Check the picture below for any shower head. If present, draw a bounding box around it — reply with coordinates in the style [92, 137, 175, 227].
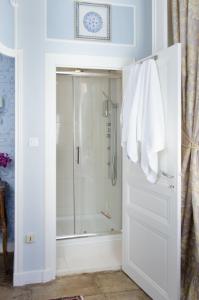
[102, 91, 109, 100]
[102, 91, 118, 109]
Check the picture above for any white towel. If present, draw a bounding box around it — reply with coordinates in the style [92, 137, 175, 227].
[126, 62, 146, 163]
[127, 59, 165, 183]
[121, 63, 140, 149]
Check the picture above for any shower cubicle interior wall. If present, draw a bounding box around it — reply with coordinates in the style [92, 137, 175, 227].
[56, 68, 122, 238]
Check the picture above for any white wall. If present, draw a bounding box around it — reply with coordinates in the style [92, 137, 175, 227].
[15, 0, 152, 278]
[0, 0, 15, 48]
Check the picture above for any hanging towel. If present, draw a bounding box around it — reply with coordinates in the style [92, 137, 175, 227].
[121, 63, 140, 149]
[127, 59, 165, 183]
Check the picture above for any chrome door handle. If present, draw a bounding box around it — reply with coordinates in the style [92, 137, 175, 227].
[161, 171, 174, 179]
[76, 146, 80, 164]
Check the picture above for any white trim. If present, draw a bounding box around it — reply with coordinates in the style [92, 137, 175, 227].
[45, 0, 136, 48]
[46, 0, 136, 9]
[56, 234, 122, 276]
[45, 53, 131, 281]
[152, 0, 168, 53]
[46, 38, 136, 48]
[57, 265, 121, 277]
[14, 269, 53, 286]
[76, 0, 135, 7]
[0, 42, 16, 57]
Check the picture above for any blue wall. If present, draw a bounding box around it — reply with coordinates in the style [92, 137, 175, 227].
[16, 0, 152, 275]
[47, 0, 135, 45]
[0, 54, 15, 243]
[17, 0, 45, 271]
[45, 0, 152, 59]
[0, 0, 15, 48]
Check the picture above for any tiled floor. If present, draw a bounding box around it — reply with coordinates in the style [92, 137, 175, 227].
[0, 254, 151, 300]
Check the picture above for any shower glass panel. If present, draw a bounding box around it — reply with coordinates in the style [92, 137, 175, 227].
[56, 75, 75, 236]
[56, 70, 122, 238]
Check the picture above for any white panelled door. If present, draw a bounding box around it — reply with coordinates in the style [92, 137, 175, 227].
[122, 44, 181, 300]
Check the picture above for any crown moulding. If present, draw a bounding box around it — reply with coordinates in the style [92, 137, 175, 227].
[10, 0, 18, 7]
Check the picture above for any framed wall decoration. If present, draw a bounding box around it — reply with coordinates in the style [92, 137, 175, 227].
[75, 2, 111, 41]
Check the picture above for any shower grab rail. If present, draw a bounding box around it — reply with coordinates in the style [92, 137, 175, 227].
[76, 146, 80, 164]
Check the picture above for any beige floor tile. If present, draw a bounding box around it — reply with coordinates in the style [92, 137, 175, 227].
[0, 258, 150, 300]
[30, 273, 100, 300]
[94, 271, 139, 293]
[105, 290, 151, 300]
[84, 295, 106, 300]
[0, 286, 31, 300]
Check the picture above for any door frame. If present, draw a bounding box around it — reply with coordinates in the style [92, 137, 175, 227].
[152, 0, 168, 52]
[44, 53, 132, 280]
[0, 41, 24, 285]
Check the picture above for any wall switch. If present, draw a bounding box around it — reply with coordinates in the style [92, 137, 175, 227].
[25, 234, 35, 244]
[29, 137, 39, 147]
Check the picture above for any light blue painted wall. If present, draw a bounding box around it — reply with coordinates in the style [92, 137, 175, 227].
[0, 54, 15, 243]
[0, 0, 15, 48]
[47, 0, 74, 41]
[17, 0, 45, 271]
[112, 6, 134, 44]
[47, 0, 135, 45]
[17, 0, 152, 273]
[45, 0, 152, 59]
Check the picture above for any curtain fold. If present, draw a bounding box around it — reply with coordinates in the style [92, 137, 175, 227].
[170, 0, 199, 299]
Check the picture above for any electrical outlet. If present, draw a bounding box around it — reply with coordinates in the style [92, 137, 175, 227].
[25, 234, 35, 244]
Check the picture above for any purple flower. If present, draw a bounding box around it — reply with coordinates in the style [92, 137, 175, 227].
[0, 153, 12, 168]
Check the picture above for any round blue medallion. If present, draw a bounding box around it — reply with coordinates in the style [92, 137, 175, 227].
[83, 11, 103, 33]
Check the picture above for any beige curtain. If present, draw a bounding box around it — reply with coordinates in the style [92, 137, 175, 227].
[170, 0, 199, 299]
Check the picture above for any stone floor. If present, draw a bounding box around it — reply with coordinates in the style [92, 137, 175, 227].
[0, 254, 151, 300]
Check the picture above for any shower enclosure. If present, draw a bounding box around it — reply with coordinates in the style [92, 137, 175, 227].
[56, 69, 122, 238]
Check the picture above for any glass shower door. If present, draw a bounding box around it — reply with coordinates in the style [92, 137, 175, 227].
[56, 72, 122, 238]
[56, 75, 75, 237]
[73, 76, 122, 235]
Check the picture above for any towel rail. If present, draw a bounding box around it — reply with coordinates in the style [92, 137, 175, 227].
[136, 54, 158, 65]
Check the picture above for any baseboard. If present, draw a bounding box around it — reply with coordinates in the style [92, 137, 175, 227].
[0, 242, 14, 253]
[13, 268, 55, 286]
[56, 234, 122, 277]
[56, 265, 122, 277]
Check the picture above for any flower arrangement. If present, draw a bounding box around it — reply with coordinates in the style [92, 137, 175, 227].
[0, 153, 12, 168]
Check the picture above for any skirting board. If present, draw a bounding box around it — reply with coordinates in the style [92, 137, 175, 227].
[0, 242, 14, 253]
[56, 234, 122, 277]
[14, 268, 55, 286]
[14, 234, 122, 285]
[57, 265, 122, 277]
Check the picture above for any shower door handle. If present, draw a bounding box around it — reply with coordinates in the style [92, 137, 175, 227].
[76, 146, 80, 165]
